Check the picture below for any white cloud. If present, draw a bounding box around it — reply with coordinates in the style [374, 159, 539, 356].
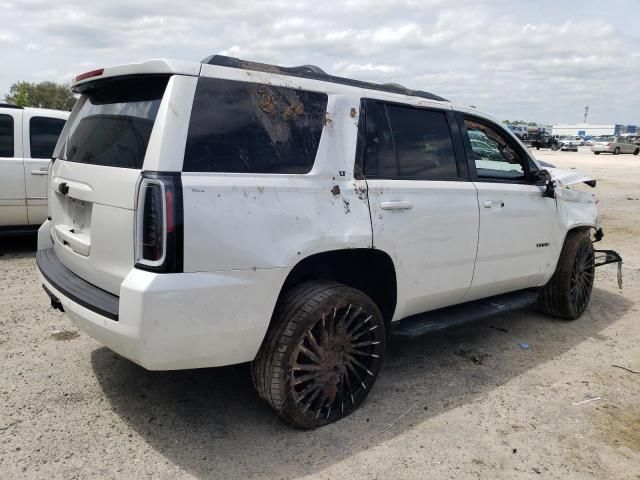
[0, 31, 18, 43]
[0, 0, 638, 124]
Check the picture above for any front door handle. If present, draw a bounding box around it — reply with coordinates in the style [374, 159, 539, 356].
[483, 200, 505, 208]
[381, 200, 413, 210]
[31, 167, 48, 175]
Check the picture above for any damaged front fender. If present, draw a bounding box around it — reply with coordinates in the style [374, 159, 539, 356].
[548, 168, 596, 188]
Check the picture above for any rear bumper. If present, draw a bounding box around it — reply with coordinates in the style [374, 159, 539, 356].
[37, 221, 287, 370]
[37, 248, 119, 320]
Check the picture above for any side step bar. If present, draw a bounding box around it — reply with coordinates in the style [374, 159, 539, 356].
[391, 289, 539, 339]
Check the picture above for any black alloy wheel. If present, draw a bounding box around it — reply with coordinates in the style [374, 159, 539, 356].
[569, 241, 595, 314]
[287, 302, 385, 423]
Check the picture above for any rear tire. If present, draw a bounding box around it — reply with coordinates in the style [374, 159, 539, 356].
[537, 231, 595, 320]
[551, 144, 558, 151]
[252, 281, 386, 429]
[613, 147, 620, 155]
[594, 152, 600, 155]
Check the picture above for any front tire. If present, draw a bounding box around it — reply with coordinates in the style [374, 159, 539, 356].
[634, 148, 639, 155]
[252, 281, 386, 429]
[537, 231, 595, 320]
[594, 151, 600, 155]
[551, 144, 559, 151]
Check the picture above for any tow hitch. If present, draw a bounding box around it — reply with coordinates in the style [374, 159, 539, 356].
[593, 250, 623, 289]
[42, 284, 65, 313]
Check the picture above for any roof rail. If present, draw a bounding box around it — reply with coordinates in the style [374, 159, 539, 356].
[0, 103, 24, 109]
[201, 55, 448, 102]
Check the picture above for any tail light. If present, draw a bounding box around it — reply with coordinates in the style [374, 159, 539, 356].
[135, 172, 183, 273]
[605, 143, 611, 147]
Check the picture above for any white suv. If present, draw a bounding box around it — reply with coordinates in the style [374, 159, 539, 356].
[0, 104, 68, 233]
[36, 56, 621, 428]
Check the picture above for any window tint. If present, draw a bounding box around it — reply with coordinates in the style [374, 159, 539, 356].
[30, 116, 66, 159]
[363, 101, 458, 180]
[0, 114, 14, 157]
[362, 101, 396, 177]
[386, 104, 457, 179]
[464, 118, 526, 181]
[184, 78, 328, 173]
[61, 76, 168, 169]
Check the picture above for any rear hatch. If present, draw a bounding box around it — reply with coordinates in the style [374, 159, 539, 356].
[49, 76, 169, 295]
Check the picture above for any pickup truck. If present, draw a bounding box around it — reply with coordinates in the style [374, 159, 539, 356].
[0, 104, 68, 234]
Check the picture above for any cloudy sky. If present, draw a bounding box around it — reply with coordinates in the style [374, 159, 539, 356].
[1, 0, 638, 124]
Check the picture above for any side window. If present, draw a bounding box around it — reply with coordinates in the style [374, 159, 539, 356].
[30, 117, 66, 159]
[363, 101, 458, 180]
[362, 101, 396, 177]
[386, 104, 457, 179]
[184, 78, 328, 173]
[0, 114, 14, 157]
[464, 118, 526, 181]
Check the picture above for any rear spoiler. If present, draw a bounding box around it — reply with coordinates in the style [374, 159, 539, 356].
[72, 59, 202, 91]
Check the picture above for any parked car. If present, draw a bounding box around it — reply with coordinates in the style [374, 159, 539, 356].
[592, 137, 640, 155]
[506, 124, 528, 140]
[36, 56, 621, 428]
[558, 137, 579, 151]
[531, 131, 559, 150]
[0, 104, 69, 234]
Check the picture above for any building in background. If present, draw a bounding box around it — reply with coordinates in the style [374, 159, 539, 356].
[552, 123, 638, 137]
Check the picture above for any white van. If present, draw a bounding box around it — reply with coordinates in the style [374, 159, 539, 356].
[36, 56, 621, 428]
[0, 104, 68, 233]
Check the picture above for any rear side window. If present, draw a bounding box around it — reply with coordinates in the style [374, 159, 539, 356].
[0, 114, 14, 157]
[184, 78, 327, 173]
[60, 76, 168, 168]
[30, 116, 66, 159]
[362, 101, 397, 177]
[363, 101, 458, 179]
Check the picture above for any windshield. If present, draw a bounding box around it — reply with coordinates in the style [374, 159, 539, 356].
[57, 76, 168, 169]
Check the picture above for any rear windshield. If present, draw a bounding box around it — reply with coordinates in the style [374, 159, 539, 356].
[183, 78, 327, 173]
[58, 76, 168, 169]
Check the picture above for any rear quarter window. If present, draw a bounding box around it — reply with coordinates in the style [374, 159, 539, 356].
[183, 78, 327, 173]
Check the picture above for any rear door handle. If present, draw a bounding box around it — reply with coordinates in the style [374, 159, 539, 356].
[31, 167, 48, 175]
[483, 200, 505, 208]
[381, 201, 413, 210]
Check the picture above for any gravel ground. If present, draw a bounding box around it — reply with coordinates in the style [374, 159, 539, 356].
[1, 148, 638, 479]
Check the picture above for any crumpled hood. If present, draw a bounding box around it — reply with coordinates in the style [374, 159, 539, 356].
[547, 168, 596, 188]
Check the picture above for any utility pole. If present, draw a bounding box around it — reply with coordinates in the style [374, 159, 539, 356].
[584, 105, 589, 123]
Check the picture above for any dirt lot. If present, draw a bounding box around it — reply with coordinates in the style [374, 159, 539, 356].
[1, 148, 639, 479]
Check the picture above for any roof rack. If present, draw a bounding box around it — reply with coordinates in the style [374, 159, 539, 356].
[0, 103, 24, 109]
[201, 55, 448, 102]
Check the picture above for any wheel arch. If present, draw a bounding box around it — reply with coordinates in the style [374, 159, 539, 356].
[272, 248, 398, 327]
[548, 224, 597, 279]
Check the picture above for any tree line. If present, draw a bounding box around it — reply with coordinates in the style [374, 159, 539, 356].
[3, 81, 76, 111]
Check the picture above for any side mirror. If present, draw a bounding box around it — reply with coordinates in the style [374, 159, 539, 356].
[536, 169, 555, 198]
